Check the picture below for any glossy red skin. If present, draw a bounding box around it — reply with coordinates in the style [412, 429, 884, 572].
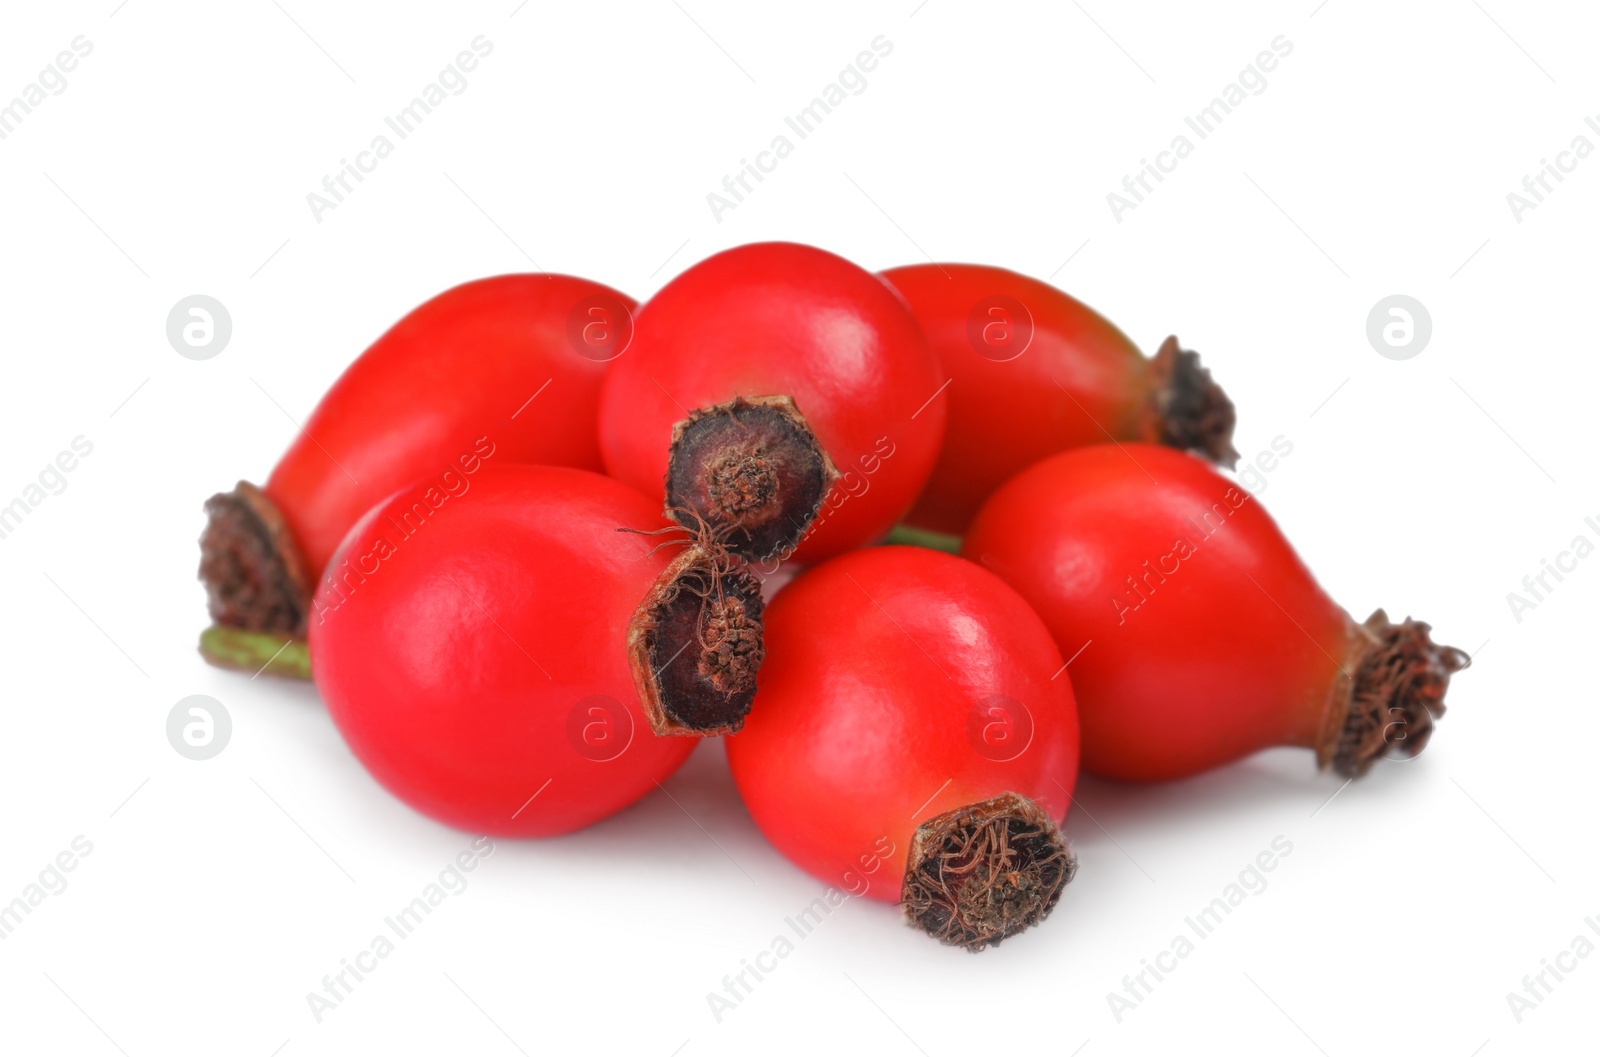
[599, 243, 945, 564]
[267, 274, 634, 578]
[308, 465, 693, 837]
[881, 263, 1154, 534]
[725, 547, 1079, 903]
[964, 445, 1354, 781]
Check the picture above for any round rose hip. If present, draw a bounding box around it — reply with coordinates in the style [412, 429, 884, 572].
[310, 465, 762, 836]
[599, 242, 946, 566]
[726, 546, 1079, 951]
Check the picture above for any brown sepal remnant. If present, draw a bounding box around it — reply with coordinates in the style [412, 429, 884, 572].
[664, 395, 839, 563]
[1146, 336, 1240, 469]
[1319, 609, 1470, 778]
[901, 792, 1076, 952]
[199, 481, 311, 636]
[627, 540, 765, 737]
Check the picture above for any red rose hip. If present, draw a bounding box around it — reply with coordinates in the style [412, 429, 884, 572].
[725, 546, 1079, 951]
[200, 273, 635, 667]
[599, 242, 946, 566]
[963, 445, 1468, 781]
[880, 263, 1237, 534]
[310, 465, 761, 836]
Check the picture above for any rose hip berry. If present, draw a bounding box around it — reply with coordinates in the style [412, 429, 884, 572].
[963, 445, 1469, 781]
[880, 263, 1238, 534]
[599, 242, 946, 565]
[725, 546, 1079, 951]
[200, 273, 635, 666]
[310, 465, 760, 836]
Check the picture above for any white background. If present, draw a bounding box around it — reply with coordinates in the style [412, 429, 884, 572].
[1, 1, 1595, 1054]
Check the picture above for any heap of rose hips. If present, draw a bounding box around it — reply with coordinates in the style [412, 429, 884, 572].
[198, 243, 1467, 952]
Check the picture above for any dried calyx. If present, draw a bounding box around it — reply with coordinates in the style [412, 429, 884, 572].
[1146, 336, 1240, 469]
[1320, 609, 1471, 778]
[901, 792, 1075, 952]
[199, 481, 311, 636]
[628, 531, 766, 737]
[664, 395, 839, 563]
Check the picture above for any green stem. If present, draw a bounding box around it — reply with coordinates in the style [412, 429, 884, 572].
[199, 625, 311, 680]
[884, 523, 964, 555]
